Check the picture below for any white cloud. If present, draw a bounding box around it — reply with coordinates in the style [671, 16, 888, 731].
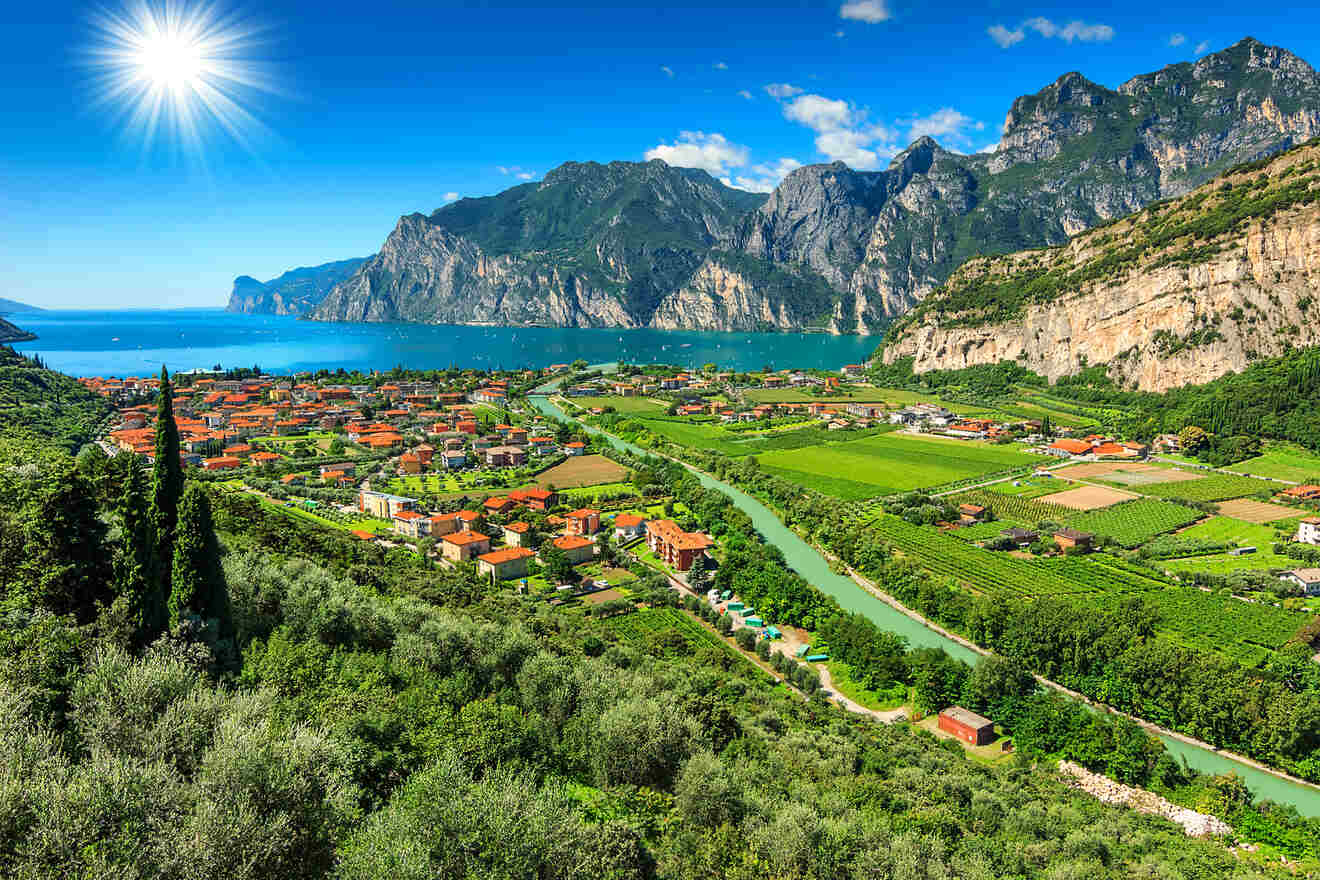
[989, 17, 1114, 48]
[738, 89, 754, 100]
[442, 192, 459, 202]
[714, 61, 728, 70]
[661, 65, 674, 77]
[1169, 33, 1186, 47]
[644, 131, 751, 175]
[1195, 40, 1211, 55]
[784, 94, 855, 131]
[723, 158, 805, 193]
[497, 165, 531, 176]
[764, 82, 804, 99]
[988, 24, 1025, 48]
[905, 107, 974, 141]
[516, 172, 534, 180]
[839, 0, 890, 23]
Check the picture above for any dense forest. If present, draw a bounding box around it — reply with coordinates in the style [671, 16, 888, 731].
[0, 363, 1312, 875]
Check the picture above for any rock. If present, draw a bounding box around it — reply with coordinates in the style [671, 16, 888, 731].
[1057, 760, 1233, 837]
[226, 258, 369, 316]
[884, 141, 1320, 391]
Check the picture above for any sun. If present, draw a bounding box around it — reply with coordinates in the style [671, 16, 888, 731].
[84, 0, 276, 153]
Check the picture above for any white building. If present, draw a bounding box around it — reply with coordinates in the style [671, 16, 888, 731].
[1280, 568, 1320, 596]
[1297, 517, 1320, 546]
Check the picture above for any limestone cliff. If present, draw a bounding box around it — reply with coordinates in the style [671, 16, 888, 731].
[884, 144, 1320, 391]
[226, 258, 368, 316]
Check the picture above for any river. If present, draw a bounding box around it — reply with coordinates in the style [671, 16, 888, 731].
[527, 391, 1320, 816]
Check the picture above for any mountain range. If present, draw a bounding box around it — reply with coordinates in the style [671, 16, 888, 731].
[883, 140, 1320, 391]
[230, 37, 1320, 341]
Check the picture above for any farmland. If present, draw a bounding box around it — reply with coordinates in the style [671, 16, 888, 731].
[1162, 517, 1296, 575]
[1139, 473, 1282, 502]
[1064, 499, 1204, 548]
[754, 433, 1049, 499]
[1234, 443, 1320, 483]
[868, 514, 1305, 665]
[605, 606, 738, 659]
[949, 489, 1075, 526]
[570, 395, 670, 414]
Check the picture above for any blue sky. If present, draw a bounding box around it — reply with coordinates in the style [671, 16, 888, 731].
[4, 0, 1318, 308]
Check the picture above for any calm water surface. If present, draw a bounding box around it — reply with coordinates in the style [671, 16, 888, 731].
[12, 309, 878, 377]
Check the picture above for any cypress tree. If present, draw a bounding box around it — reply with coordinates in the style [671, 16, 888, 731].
[115, 455, 166, 647]
[169, 484, 232, 638]
[150, 366, 184, 595]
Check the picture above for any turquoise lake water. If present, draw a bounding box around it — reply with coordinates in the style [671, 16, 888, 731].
[9, 309, 879, 377]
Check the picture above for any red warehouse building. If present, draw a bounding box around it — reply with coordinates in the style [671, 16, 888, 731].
[938, 706, 995, 746]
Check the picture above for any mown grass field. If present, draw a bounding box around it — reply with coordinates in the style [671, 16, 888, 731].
[1163, 516, 1295, 574]
[572, 395, 670, 414]
[756, 433, 1049, 499]
[1234, 443, 1320, 483]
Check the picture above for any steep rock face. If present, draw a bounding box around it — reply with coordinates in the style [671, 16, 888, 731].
[884, 145, 1320, 391]
[648, 256, 833, 332]
[311, 161, 778, 328]
[226, 258, 368, 316]
[740, 37, 1320, 324]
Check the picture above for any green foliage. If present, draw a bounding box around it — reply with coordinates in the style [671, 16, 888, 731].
[169, 485, 234, 649]
[0, 346, 113, 450]
[151, 367, 184, 598]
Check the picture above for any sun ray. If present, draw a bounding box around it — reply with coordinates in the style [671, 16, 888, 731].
[83, 0, 279, 156]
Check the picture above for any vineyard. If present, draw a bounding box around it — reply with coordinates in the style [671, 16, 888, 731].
[867, 515, 1304, 665]
[949, 489, 1074, 526]
[1064, 499, 1204, 548]
[605, 607, 734, 657]
[1139, 473, 1282, 502]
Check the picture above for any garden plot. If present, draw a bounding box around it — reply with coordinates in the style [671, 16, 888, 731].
[1046, 485, 1137, 510]
[1217, 498, 1303, 524]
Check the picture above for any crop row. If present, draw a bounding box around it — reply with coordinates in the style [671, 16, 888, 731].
[1140, 473, 1281, 502]
[1063, 499, 1203, 548]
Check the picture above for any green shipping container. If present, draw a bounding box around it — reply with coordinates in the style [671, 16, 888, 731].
[805, 654, 829, 662]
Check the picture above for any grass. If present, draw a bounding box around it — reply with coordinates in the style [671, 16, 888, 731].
[1162, 516, 1295, 574]
[1234, 443, 1320, 483]
[755, 433, 1049, 498]
[986, 477, 1067, 499]
[823, 661, 907, 711]
[571, 395, 671, 414]
[560, 482, 634, 501]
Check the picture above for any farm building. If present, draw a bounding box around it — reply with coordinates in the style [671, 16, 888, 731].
[1297, 517, 1320, 546]
[1053, 528, 1094, 552]
[1000, 527, 1038, 548]
[1280, 569, 1320, 596]
[938, 706, 995, 746]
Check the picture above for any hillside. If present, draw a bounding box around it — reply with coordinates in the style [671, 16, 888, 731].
[883, 141, 1320, 390]
[0, 317, 36, 344]
[0, 297, 42, 313]
[0, 346, 112, 449]
[309, 160, 847, 331]
[226, 258, 369, 316]
[306, 38, 1320, 334]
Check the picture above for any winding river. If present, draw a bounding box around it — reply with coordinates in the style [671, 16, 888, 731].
[527, 392, 1320, 815]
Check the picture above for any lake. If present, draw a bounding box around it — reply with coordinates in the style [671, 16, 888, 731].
[10, 309, 879, 377]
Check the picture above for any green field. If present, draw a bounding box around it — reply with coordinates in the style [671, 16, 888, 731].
[1234, 443, 1320, 483]
[1064, 499, 1204, 548]
[1140, 473, 1282, 502]
[754, 433, 1049, 499]
[572, 395, 670, 414]
[1163, 517, 1294, 574]
[987, 477, 1068, 499]
[561, 482, 634, 501]
[628, 416, 896, 460]
[867, 514, 1306, 666]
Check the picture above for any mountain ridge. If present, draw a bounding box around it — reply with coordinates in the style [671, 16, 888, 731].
[882, 140, 1320, 391]
[296, 37, 1320, 334]
[226, 258, 369, 316]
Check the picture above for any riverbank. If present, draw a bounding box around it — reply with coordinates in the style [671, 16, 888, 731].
[529, 393, 1320, 815]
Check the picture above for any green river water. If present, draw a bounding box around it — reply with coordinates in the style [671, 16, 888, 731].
[528, 392, 1320, 815]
